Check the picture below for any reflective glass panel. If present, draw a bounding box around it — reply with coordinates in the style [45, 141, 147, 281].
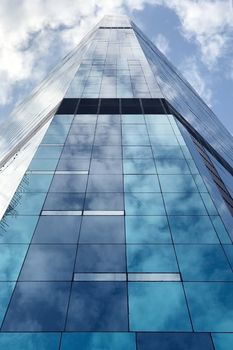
[126, 216, 171, 243]
[184, 282, 233, 332]
[127, 244, 178, 272]
[2, 281, 71, 331]
[128, 282, 191, 331]
[176, 245, 233, 281]
[66, 282, 128, 331]
[75, 244, 126, 272]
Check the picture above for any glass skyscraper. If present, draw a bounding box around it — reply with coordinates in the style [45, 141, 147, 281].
[0, 15, 233, 350]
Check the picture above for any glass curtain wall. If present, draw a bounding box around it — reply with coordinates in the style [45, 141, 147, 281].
[0, 110, 232, 349]
[0, 15, 232, 350]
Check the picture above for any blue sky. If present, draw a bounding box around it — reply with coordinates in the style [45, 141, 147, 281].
[0, 0, 232, 132]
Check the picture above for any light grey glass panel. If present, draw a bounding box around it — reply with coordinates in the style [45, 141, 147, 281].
[128, 273, 181, 282]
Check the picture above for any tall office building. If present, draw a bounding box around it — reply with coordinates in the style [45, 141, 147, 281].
[0, 15, 233, 349]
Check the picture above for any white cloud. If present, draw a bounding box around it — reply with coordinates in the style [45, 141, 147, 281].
[180, 57, 212, 106]
[160, 0, 233, 68]
[153, 33, 170, 55]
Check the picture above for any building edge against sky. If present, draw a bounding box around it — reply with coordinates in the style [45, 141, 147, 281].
[0, 14, 232, 350]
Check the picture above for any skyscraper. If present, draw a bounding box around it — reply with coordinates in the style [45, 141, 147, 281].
[0, 14, 232, 349]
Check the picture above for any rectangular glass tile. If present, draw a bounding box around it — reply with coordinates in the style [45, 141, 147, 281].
[83, 210, 124, 216]
[127, 244, 178, 273]
[123, 158, 156, 174]
[60, 332, 135, 350]
[163, 193, 207, 215]
[2, 281, 71, 331]
[73, 273, 127, 281]
[125, 193, 165, 215]
[159, 174, 198, 192]
[176, 245, 233, 281]
[128, 282, 191, 331]
[128, 273, 181, 281]
[41, 210, 82, 216]
[124, 175, 160, 192]
[66, 282, 128, 331]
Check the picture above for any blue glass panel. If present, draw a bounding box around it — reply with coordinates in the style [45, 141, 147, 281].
[46, 124, 70, 136]
[43, 193, 84, 211]
[0, 216, 38, 243]
[127, 244, 178, 272]
[32, 216, 81, 244]
[122, 124, 147, 135]
[9, 193, 47, 215]
[145, 115, 170, 124]
[184, 282, 233, 331]
[123, 146, 153, 159]
[92, 146, 122, 158]
[223, 245, 233, 269]
[87, 175, 123, 192]
[28, 158, 58, 171]
[98, 114, 121, 124]
[124, 175, 160, 193]
[66, 282, 128, 331]
[126, 216, 171, 243]
[95, 129, 121, 139]
[61, 332, 136, 350]
[94, 133, 122, 146]
[125, 193, 165, 215]
[90, 159, 123, 174]
[75, 244, 126, 272]
[122, 134, 150, 146]
[61, 146, 92, 159]
[163, 193, 207, 215]
[69, 124, 96, 134]
[66, 134, 94, 146]
[212, 333, 233, 350]
[169, 216, 219, 243]
[149, 134, 179, 146]
[79, 216, 125, 244]
[210, 216, 232, 244]
[147, 123, 174, 134]
[0, 333, 60, 350]
[137, 332, 214, 350]
[159, 175, 198, 192]
[84, 193, 123, 211]
[96, 124, 121, 134]
[74, 115, 97, 123]
[128, 282, 191, 331]
[50, 175, 88, 192]
[2, 281, 71, 331]
[123, 159, 156, 174]
[201, 193, 218, 215]
[57, 158, 90, 171]
[153, 145, 184, 159]
[122, 114, 145, 123]
[53, 114, 73, 124]
[33, 146, 63, 159]
[19, 245, 76, 281]
[42, 133, 67, 144]
[0, 282, 15, 325]
[17, 174, 53, 193]
[176, 245, 233, 281]
[0, 244, 28, 280]
[156, 159, 190, 174]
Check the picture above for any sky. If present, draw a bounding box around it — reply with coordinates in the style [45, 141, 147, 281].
[0, 0, 232, 132]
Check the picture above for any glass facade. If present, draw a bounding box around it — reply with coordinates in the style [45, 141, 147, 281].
[0, 14, 232, 350]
